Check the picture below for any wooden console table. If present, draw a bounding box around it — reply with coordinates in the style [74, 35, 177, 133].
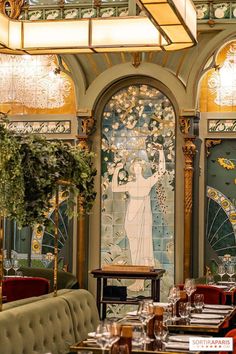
[91, 268, 165, 319]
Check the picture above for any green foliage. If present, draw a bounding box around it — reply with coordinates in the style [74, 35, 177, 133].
[0, 114, 96, 227]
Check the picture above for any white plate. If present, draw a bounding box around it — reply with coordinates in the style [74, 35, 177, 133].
[126, 310, 138, 316]
[212, 285, 228, 289]
[203, 309, 230, 315]
[190, 319, 222, 324]
[204, 304, 233, 310]
[191, 313, 223, 319]
[169, 335, 211, 343]
[218, 281, 235, 285]
[153, 302, 169, 308]
[88, 332, 96, 338]
[165, 342, 189, 350]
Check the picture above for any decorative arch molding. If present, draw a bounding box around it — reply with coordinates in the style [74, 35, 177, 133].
[76, 63, 185, 113]
[188, 26, 236, 107]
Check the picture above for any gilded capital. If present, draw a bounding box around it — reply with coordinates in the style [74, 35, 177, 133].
[0, 0, 24, 19]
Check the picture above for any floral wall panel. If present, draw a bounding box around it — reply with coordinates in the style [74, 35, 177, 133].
[101, 84, 175, 306]
[206, 139, 236, 270]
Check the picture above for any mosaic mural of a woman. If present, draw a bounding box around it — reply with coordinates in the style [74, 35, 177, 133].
[112, 148, 166, 291]
[101, 82, 175, 300]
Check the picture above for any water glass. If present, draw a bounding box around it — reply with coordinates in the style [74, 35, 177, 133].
[194, 293, 204, 312]
[132, 324, 144, 346]
[168, 285, 180, 320]
[154, 320, 168, 342]
[12, 259, 20, 274]
[178, 302, 190, 319]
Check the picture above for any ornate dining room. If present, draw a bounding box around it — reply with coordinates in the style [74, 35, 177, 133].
[0, 0, 236, 352]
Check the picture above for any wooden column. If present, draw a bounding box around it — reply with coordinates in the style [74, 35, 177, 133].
[183, 137, 196, 279]
[76, 111, 95, 288]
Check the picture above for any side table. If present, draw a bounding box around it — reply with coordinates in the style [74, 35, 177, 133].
[91, 268, 165, 319]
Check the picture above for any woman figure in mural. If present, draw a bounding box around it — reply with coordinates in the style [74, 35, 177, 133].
[112, 145, 166, 291]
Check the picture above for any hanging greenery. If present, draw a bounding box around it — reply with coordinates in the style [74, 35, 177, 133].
[0, 113, 96, 227]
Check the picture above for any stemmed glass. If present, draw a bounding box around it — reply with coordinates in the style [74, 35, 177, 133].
[12, 259, 20, 275]
[3, 259, 12, 276]
[168, 285, 180, 321]
[227, 265, 235, 282]
[95, 321, 113, 354]
[218, 264, 225, 282]
[184, 278, 196, 309]
[137, 299, 154, 343]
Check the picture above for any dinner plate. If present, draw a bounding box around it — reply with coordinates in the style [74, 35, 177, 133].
[165, 342, 189, 350]
[204, 304, 233, 310]
[190, 319, 222, 324]
[212, 285, 228, 289]
[169, 335, 211, 343]
[153, 302, 169, 308]
[218, 281, 235, 285]
[88, 332, 96, 338]
[191, 313, 223, 319]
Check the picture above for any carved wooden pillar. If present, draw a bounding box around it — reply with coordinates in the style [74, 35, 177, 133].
[76, 110, 95, 288]
[182, 137, 196, 279]
[179, 111, 198, 279]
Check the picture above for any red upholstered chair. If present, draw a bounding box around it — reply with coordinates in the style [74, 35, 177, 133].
[178, 284, 226, 304]
[3, 277, 50, 302]
[219, 328, 236, 354]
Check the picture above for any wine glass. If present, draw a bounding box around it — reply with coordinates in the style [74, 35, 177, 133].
[95, 321, 112, 354]
[154, 320, 168, 342]
[137, 299, 154, 343]
[184, 278, 196, 307]
[168, 285, 180, 321]
[12, 259, 19, 275]
[218, 264, 225, 282]
[3, 259, 12, 276]
[227, 265, 235, 282]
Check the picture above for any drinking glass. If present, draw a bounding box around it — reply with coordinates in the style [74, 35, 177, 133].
[194, 293, 204, 312]
[184, 278, 196, 307]
[3, 259, 12, 276]
[168, 285, 180, 321]
[96, 321, 112, 354]
[154, 320, 168, 342]
[218, 264, 225, 282]
[137, 299, 154, 343]
[178, 302, 190, 320]
[227, 265, 235, 282]
[12, 259, 20, 275]
[132, 324, 144, 346]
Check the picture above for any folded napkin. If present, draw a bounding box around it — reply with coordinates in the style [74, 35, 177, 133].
[190, 318, 221, 324]
[165, 342, 189, 350]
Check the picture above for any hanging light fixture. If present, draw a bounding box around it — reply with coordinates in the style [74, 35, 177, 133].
[0, 7, 197, 55]
[135, 0, 197, 49]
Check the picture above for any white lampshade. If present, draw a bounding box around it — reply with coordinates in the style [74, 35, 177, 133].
[136, 0, 197, 47]
[91, 17, 164, 51]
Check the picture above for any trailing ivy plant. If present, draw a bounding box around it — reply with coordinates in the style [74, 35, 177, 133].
[0, 113, 96, 228]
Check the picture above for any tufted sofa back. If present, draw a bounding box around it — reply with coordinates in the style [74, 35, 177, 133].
[0, 289, 99, 354]
[61, 289, 100, 343]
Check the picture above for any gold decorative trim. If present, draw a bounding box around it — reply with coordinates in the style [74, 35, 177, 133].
[183, 137, 196, 279]
[179, 117, 191, 135]
[132, 52, 142, 68]
[205, 139, 222, 157]
[0, 0, 24, 19]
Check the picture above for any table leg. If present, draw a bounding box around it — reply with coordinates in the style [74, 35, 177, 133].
[151, 279, 160, 302]
[102, 278, 107, 320]
[96, 278, 101, 317]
